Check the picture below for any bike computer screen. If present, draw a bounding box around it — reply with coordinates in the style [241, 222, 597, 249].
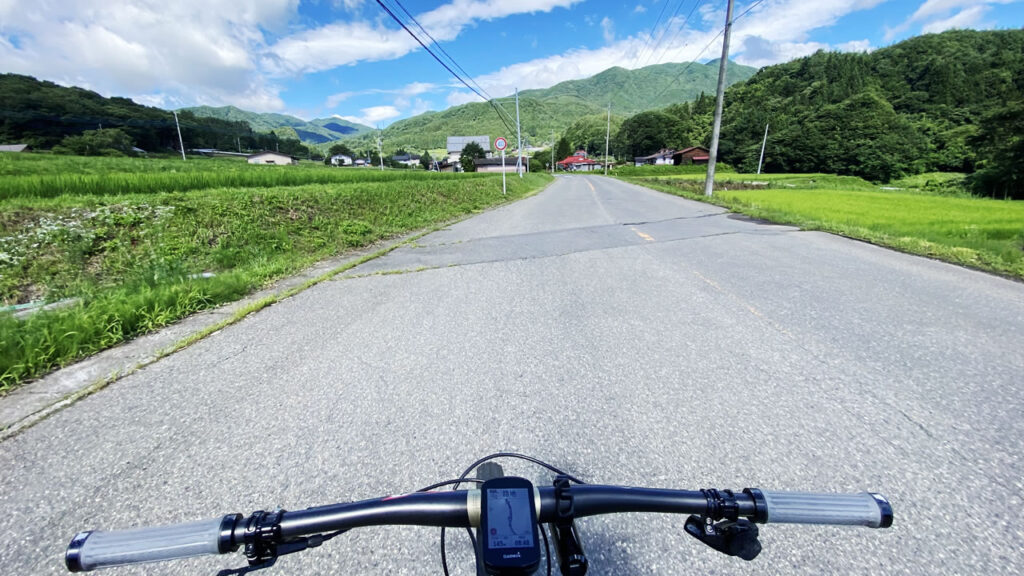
[479, 477, 540, 576]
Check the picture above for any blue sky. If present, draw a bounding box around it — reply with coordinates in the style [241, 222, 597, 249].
[1, 1, 1021, 125]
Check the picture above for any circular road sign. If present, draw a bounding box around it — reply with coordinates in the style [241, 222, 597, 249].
[494, 137, 507, 151]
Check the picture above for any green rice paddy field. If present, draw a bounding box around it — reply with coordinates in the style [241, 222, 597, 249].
[0, 154, 551, 391]
[620, 172, 1024, 280]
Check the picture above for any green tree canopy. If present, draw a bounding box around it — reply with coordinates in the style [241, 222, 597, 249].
[460, 141, 486, 172]
[554, 137, 572, 162]
[52, 128, 135, 156]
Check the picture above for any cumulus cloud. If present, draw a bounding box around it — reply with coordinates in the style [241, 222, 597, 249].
[0, 0, 295, 110]
[634, 5, 647, 14]
[0, 0, 580, 112]
[339, 105, 401, 126]
[267, 0, 583, 75]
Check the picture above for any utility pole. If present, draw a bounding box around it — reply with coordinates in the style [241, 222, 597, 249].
[237, 136, 241, 153]
[515, 88, 523, 177]
[703, 0, 734, 197]
[550, 130, 555, 174]
[172, 110, 186, 161]
[604, 102, 611, 176]
[377, 127, 384, 171]
[757, 123, 769, 175]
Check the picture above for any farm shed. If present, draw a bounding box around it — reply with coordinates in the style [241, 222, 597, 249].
[247, 152, 298, 165]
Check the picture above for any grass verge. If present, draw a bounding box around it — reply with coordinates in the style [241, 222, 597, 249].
[621, 174, 1024, 280]
[1, 168, 552, 392]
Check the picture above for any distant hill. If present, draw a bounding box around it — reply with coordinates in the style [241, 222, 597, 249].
[0, 74, 272, 152]
[343, 60, 756, 152]
[180, 105, 372, 144]
[519, 60, 756, 116]
[715, 28, 1024, 189]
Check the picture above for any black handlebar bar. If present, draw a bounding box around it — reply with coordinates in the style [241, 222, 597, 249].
[66, 485, 892, 572]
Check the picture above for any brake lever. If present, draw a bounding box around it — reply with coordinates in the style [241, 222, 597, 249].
[216, 535, 325, 576]
[684, 515, 762, 561]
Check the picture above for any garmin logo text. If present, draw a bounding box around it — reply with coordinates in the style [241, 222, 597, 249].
[502, 552, 521, 559]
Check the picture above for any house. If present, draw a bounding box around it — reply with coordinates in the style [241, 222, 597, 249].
[392, 153, 421, 167]
[330, 154, 353, 166]
[474, 157, 529, 173]
[634, 148, 676, 166]
[0, 144, 29, 153]
[247, 151, 298, 165]
[447, 136, 491, 162]
[672, 146, 710, 165]
[557, 154, 602, 172]
[573, 149, 588, 158]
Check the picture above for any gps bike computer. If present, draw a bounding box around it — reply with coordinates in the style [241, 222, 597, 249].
[479, 477, 541, 576]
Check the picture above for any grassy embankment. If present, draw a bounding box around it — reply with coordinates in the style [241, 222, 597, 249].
[0, 154, 552, 392]
[615, 168, 1024, 279]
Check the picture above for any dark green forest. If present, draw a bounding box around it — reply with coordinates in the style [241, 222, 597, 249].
[714, 29, 1023, 197]
[609, 30, 1022, 198]
[0, 74, 313, 157]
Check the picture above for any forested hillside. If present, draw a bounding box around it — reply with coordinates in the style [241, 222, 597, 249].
[712, 29, 1022, 196]
[345, 60, 755, 152]
[0, 75, 312, 156]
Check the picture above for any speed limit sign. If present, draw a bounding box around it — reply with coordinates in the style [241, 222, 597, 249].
[494, 137, 507, 151]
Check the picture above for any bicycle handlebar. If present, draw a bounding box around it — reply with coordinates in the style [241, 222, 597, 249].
[66, 516, 235, 572]
[66, 485, 892, 572]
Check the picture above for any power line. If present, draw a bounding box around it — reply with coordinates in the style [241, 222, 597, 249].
[388, 0, 517, 128]
[630, 0, 673, 69]
[650, 0, 707, 67]
[374, 0, 516, 136]
[638, 0, 689, 69]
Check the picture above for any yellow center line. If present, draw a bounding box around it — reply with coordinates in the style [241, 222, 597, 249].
[587, 180, 596, 192]
[630, 227, 656, 242]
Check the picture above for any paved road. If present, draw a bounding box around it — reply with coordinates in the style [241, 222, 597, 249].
[2, 175, 1022, 575]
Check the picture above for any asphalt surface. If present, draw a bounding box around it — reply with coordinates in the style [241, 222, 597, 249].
[2, 174, 1022, 575]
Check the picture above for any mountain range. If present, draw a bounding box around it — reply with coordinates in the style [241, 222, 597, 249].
[183, 60, 757, 151]
[179, 105, 373, 144]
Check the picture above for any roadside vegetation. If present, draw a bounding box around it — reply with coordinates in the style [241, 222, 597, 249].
[619, 171, 1024, 280]
[0, 155, 552, 392]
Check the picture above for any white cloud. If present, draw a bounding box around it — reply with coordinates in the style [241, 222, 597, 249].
[836, 39, 874, 52]
[0, 0, 579, 112]
[267, 0, 583, 75]
[601, 17, 615, 44]
[885, 0, 1015, 41]
[921, 5, 990, 33]
[324, 82, 440, 110]
[340, 105, 402, 126]
[0, 0, 295, 110]
[634, 5, 647, 14]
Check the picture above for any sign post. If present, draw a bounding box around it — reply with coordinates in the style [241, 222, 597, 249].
[494, 137, 508, 195]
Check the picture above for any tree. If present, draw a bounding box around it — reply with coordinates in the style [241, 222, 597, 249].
[52, 128, 135, 156]
[970, 100, 1024, 199]
[613, 111, 684, 160]
[328, 142, 354, 158]
[460, 141, 485, 172]
[554, 137, 572, 163]
[420, 150, 433, 170]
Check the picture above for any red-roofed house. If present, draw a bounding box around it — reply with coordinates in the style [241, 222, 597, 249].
[557, 154, 602, 172]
